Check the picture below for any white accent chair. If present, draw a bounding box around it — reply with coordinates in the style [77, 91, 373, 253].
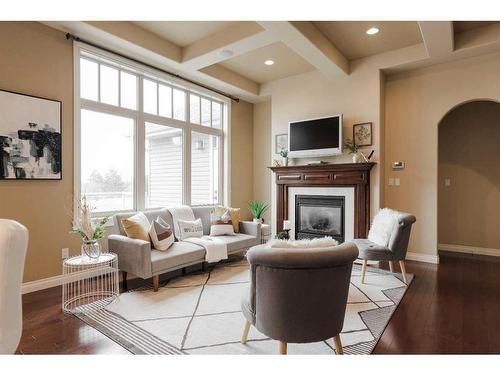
[0, 219, 28, 354]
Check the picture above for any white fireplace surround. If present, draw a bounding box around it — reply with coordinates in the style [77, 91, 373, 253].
[288, 187, 355, 242]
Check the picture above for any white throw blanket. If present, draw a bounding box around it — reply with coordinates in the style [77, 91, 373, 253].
[168, 206, 196, 240]
[183, 236, 228, 263]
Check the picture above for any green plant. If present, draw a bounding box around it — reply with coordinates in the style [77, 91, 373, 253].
[279, 149, 288, 158]
[71, 196, 109, 242]
[343, 138, 361, 154]
[248, 201, 270, 219]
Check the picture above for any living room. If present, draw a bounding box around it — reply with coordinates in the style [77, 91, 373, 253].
[1, 0, 500, 372]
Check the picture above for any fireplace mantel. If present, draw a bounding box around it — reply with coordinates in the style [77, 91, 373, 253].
[269, 162, 375, 238]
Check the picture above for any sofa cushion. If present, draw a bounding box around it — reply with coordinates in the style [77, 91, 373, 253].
[211, 233, 258, 253]
[151, 241, 205, 273]
[114, 209, 171, 236]
[352, 239, 393, 261]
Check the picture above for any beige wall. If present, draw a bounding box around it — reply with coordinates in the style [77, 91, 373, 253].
[438, 100, 500, 250]
[0, 22, 255, 283]
[252, 100, 272, 223]
[385, 51, 500, 257]
[230, 99, 254, 220]
[260, 65, 384, 234]
[0, 22, 79, 282]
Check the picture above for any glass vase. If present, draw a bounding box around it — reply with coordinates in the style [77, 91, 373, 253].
[81, 240, 101, 259]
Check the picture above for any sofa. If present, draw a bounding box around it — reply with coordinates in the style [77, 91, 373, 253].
[108, 206, 261, 291]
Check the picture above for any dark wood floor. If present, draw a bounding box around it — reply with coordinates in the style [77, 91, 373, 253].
[16, 252, 500, 354]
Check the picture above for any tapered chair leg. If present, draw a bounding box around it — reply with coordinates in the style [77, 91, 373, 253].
[153, 275, 160, 292]
[122, 271, 128, 291]
[279, 341, 287, 355]
[389, 261, 394, 273]
[361, 260, 368, 284]
[333, 335, 344, 355]
[241, 320, 250, 344]
[399, 260, 408, 284]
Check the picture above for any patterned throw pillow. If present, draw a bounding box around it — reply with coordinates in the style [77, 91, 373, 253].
[121, 212, 151, 242]
[177, 218, 204, 240]
[210, 208, 235, 236]
[149, 217, 174, 251]
[214, 206, 240, 233]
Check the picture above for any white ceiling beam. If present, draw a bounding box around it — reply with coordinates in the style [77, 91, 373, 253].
[258, 21, 349, 76]
[182, 22, 277, 70]
[418, 21, 454, 57]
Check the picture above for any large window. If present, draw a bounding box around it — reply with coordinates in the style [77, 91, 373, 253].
[76, 47, 227, 216]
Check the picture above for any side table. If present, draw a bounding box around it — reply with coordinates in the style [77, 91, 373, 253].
[62, 253, 119, 313]
[260, 223, 272, 244]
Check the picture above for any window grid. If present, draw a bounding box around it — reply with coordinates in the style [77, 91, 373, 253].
[76, 49, 227, 216]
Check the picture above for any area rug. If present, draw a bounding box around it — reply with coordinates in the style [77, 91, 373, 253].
[75, 257, 413, 355]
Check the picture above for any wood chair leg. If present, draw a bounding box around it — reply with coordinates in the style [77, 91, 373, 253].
[122, 271, 128, 291]
[153, 275, 160, 292]
[389, 261, 394, 273]
[399, 260, 408, 284]
[333, 335, 344, 355]
[361, 260, 368, 284]
[241, 320, 250, 344]
[279, 341, 287, 355]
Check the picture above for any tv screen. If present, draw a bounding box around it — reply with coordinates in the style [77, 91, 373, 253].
[288, 115, 342, 157]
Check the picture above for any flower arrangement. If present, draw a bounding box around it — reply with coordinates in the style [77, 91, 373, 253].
[343, 138, 361, 154]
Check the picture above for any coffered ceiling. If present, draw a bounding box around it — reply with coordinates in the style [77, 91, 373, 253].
[44, 20, 500, 103]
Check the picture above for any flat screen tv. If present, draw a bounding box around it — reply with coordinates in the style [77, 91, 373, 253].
[288, 114, 343, 158]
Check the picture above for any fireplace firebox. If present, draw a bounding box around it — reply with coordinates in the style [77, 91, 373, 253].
[295, 195, 345, 242]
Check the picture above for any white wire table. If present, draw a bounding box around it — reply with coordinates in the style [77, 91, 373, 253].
[62, 253, 119, 314]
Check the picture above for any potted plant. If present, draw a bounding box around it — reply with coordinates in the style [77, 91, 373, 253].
[71, 196, 109, 259]
[279, 150, 289, 166]
[248, 201, 270, 224]
[344, 138, 362, 163]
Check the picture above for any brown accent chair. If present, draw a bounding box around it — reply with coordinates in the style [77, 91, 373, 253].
[240, 242, 358, 355]
[352, 211, 416, 284]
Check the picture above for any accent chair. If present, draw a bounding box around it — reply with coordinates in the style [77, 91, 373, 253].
[352, 210, 416, 284]
[240, 242, 358, 355]
[0, 219, 29, 354]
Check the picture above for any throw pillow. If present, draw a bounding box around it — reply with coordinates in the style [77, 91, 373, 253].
[121, 212, 151, 242]
[177, 218, 204, 240]
[215, 206, 241, 233]
[210, 208, 235, 236]
[368, 208, 399, 247]
[149, 217, 174, 251]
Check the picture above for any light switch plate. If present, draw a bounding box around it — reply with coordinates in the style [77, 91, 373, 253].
[445, 178, 451, 187]
[62, 248, 69, 259]
[395, 178, 401, 186]
[389, 178, 395, 186]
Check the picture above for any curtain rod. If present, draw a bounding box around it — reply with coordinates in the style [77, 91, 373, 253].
[65, 33, 240, 103]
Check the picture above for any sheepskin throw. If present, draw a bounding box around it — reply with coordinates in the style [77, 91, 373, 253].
[368, 208, 400, 247]
[269, 236, 338, 248]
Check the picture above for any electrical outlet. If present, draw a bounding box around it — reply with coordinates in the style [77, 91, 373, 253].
[395, 178, 401, 186]
[388, 178, 395, 186]
[62, 248, 69, 259]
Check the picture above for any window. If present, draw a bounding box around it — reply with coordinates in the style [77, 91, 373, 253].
[76, 48, 228, 215]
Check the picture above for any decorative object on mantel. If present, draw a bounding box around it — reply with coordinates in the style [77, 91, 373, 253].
[248, 201, 270, 224]
[273, 159, 281, 167]
[275, 230, 290, 240]
[279, 149, 289, 166]
[71, 196, 109, 259]
[353, 122, 372, 147]
[343, 138, 362, 163]
[275, 133, 288, 155]
[0, 89, 62, 180]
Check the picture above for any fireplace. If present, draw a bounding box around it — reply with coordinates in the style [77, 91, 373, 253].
[295, 195, 345, 242]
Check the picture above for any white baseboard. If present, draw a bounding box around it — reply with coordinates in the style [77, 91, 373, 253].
[439, 243, 500, 257]
[22, 274, 65, 295]
[406, 251, 440, 264]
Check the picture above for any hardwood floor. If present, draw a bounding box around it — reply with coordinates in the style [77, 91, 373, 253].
[16, 252, 500, 354]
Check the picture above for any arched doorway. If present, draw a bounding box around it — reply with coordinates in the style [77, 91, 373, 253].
[438, 100, 500, 255]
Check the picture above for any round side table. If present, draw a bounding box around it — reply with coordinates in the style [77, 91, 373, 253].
[62, 253, 119, 314]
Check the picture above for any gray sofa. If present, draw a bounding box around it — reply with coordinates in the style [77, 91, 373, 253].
[108, 206, 261, 291]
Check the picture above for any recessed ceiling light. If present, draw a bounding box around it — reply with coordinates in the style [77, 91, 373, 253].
[219, 49, 233, 58]
[366, 27, 379, 35]
[264, 59, 275, 66]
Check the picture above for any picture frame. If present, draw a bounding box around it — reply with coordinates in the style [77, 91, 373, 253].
[275, 133, 288, 154]
[353, 122, 372, 147]
[0, 89, 62, 180]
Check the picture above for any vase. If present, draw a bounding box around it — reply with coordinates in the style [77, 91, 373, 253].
[253, 218, 263, 224]
[282, 157, 288, 166]
[81, 240, 101, 259]
[352, 153, 362, 163]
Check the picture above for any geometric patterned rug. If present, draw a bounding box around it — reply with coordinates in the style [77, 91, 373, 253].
[76, 256, 413, 355]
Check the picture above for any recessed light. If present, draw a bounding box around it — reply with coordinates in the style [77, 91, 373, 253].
[264, 59, 275, 66]
[366, 27, 379, 35]
[219, 49, 233, 58]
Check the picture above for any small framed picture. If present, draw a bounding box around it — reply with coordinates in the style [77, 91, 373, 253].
[275, 133, 288, 154]
[353, 122, 372, 147]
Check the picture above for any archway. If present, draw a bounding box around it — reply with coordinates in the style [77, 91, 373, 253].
[438, 100, 500, 256]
